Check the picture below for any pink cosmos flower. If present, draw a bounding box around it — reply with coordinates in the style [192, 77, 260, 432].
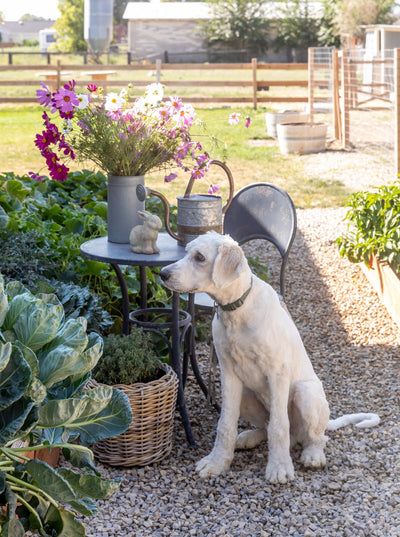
[36, 82, 52, 107]
[191, 168, 205, 179]
[106, 110, 122, 121]
[208, 184, 220, 195]
[165, 173, 178, 182]
[63, 80, 76, 91]
[159, 105, 171, 121]
[88, 84, 97, 93]
[228, 112, 242, 125]
[52, 88, 80, 114]
[169, 96, 183, 112]
[245, 116, 251, 128]
[34, 132, 52, 151]
[49, 162, 69, 182]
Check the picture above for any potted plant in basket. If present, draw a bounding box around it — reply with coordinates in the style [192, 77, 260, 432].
[0, 273, 133, 536]
[91, 326, 179, 467]
[32, 81, 215, 243]
[336, 181, 400, 327]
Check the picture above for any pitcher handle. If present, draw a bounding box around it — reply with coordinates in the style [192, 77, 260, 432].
[208, 160, 235, 214]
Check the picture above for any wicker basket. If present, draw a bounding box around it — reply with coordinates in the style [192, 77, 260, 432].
[92, 363, 178, 467]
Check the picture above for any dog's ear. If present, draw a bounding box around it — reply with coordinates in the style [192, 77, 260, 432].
[212, 240, 246, 288]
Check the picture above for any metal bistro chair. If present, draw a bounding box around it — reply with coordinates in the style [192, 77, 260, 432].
[186, 182, 297, 408]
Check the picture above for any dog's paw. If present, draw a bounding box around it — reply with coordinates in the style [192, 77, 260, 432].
[300, 446, 326, 468]
[196, 455, 230, 478]
[236, 429, 267, 450]
[265, 460, 295, 484]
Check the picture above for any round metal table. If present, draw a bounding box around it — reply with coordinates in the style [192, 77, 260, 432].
[80, 233, 208, 446]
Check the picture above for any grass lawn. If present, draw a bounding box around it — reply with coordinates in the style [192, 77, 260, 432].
[0, 104, 351, 208]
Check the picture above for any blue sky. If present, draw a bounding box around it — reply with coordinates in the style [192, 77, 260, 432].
[1, 0, 60, 21]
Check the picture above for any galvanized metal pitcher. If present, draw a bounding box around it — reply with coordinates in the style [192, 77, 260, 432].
[136, 160, 234, 246]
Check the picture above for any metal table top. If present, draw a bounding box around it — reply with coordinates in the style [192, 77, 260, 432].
[80, 233, 186, 267]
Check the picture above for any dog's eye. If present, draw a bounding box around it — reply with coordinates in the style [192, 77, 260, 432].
[194, 252, 206, 262]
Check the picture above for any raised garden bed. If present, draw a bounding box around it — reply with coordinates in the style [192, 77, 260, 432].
[360, 255, 400, 330]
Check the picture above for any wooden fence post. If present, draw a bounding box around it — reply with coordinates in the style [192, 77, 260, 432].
[332, 49, 342, 142]
[252, 57, 258, 110]
[156, 59, 162, 84]
[395, 48, 400, 178]
[341, 50, 351, 149]
[308, 47, 314, 123]
[56, 59, 61, 90]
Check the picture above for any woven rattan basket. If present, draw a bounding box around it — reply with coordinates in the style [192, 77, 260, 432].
[92, 362, 178, 467]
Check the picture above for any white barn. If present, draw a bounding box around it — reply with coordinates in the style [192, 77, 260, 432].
[123, 1, 213, 62]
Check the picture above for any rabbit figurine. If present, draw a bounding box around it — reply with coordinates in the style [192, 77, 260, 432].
[129, 210, 163, 254]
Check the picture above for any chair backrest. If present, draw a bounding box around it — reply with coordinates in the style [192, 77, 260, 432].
[223, 183, 297, 297]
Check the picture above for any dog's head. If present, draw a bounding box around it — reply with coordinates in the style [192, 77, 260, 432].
[160, 231, 249, 294]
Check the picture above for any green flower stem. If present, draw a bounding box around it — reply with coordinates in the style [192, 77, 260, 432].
[7, 474, 58, 507]
[13, 490, 46, 533]
[0, 447, 30, 463]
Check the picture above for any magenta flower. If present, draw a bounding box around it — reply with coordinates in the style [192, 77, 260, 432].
[36, 82, 52, 107]
[52, 88, 79, 114]
[34, 132, 52, 151]
[245, 116, 251, 128]
[63, 80, 76, 91]
[50, 162, 69, 182]
[87, 84, 98, 93]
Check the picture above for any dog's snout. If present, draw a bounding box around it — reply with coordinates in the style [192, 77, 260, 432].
[160, 267, 170, 282]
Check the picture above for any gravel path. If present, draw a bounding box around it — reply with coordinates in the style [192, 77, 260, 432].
[82, 207, 400, 537]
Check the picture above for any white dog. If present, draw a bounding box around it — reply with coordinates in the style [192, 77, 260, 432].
[160, 232, 379, 483]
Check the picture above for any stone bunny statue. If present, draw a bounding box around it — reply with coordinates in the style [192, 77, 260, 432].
[129, 210, 163, 254]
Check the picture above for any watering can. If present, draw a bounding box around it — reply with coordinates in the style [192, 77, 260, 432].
[136, 160, 234, 246]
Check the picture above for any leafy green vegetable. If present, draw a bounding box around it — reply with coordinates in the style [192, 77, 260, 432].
[336, 182, 400, 274]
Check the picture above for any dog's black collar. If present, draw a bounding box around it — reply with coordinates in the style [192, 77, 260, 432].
[219, 277, 253, 312]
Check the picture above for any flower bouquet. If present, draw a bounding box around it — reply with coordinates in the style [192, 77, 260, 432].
[32, 81, 212, 185]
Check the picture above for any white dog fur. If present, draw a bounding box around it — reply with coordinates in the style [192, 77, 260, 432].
[160, 232, 380, 484]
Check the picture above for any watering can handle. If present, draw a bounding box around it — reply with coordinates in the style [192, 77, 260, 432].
[183, 160, 234, 215]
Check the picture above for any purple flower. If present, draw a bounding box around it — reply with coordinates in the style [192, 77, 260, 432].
[164, 173, 178, 182]
[52, 88, 79, 114]
[245, 116, 251, 128]
[29, 171, 44, 182]
[36, 82, 52, 107]
[191, 168, 205, 180]
[88, 84, 98, 93]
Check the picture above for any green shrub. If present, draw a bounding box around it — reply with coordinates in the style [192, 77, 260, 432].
[93, 326, 161, 384]
[336, 182, 400, 274]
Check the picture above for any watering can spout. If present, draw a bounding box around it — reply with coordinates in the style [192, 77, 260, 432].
[135, 184, 180, 242]
[135, 160, 235, 246]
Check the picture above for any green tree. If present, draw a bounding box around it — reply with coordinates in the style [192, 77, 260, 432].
[318, 0, 341, 47]
[335, 0, 395, 40]
[20, 13, 51, 21]
[202, 0, 270, 55]
[114, 0, 129, 25]
[273, 0, 321, 61]
[54, 0, 87, 52]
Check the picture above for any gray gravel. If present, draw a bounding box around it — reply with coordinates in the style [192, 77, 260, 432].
[81, 207, 400, 537]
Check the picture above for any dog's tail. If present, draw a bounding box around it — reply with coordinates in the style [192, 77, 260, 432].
[327, 412, 380, 431]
